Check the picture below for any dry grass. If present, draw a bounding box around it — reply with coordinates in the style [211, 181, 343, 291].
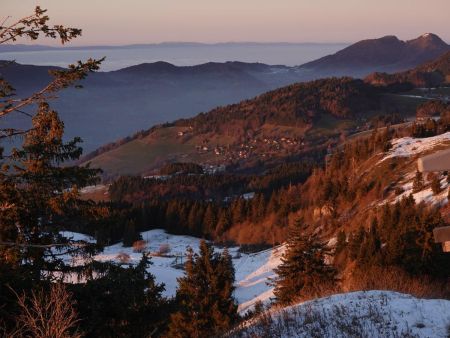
[344, 265, 450, 300]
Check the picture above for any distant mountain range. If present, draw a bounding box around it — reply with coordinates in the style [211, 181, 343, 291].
[0, 60, 304, 152]
[300, 33, 450, 77]
[0, 42, 346, 53]
[82, 51, 450, 176]
[1, 33, 448, 154]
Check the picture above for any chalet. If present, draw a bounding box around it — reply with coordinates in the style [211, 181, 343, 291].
[433, 226, 450, 252]
[417, 148, 450, 172]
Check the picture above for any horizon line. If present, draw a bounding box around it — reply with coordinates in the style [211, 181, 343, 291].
[0, 41, 351, 49]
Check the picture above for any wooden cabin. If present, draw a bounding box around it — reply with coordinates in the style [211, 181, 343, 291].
[433, 226, 450, 252]
[417, 148, 450, 172]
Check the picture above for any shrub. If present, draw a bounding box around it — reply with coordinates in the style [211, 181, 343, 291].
[158, 243, 171, 255]
[132, 240, 147, 253]
[116, 252, 131, 264]
[394, 186, 404, 195]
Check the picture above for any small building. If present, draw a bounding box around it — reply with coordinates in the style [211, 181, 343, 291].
[417, 148, 450, 172]
[433, 226, 450, 252]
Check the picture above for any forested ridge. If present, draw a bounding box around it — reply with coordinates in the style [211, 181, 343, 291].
[365, 51, 450, 87]
[173, 77, 379, 131]
[89, 106, 449, 247]
[82, 52, 450, 172]
[80, 77, 385, 171]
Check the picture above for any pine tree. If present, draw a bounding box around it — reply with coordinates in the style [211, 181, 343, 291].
[431, 173, 442, 195]
[412, 170, 424, 193]
[0, 6, 103, 281]
[167, 248, 199, 338]
[167, 241, 237, 337]
[231, 198, 246, 224]
[348, 226, 365, 260]
[76, 255, 167, 337]
[215, 209, 231, 238]
[335, 230, 347, 254]
[203, 204, 217, 236]
[272, 220, 337, 304]
[357, 219, 381, 266]
[0, 102, 101, 280]
[0, 7, 106, 333]
[123, 220, 141, 247]
[211, 248, 238, 330]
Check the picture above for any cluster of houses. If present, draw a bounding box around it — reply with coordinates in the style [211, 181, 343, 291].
[194, 135, 305, 161]
[176, 126, 194, 137]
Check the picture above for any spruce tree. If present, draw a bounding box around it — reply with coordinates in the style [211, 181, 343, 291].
[0, 7, 102, 278]
[123, 220, 141, 247]
[76, 255, 167, 337]
[272, 220, 337, 304]
[215, 208, 232, 239]
[335, 230, 347, 254]
[213, 247, 238, 329]
[348, 226, 365, 260]
[0, 7, 109, 333]
[431, 173, 442, 195]
[412, 170, 424, 193]
[203, 204, 217, 236]
[167, 241, 237, 337]
[357, 219, 381, 266]
[0, 97, 101, 281]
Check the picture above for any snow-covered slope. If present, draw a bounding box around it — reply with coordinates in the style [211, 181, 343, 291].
[394, 176, 449, 206]
[232, 291, 450, 338]
[380, 132, 450, 162]
[73, 229, 281, 312]
[374, 132, 450, 207]
[234, 245, 285, 313]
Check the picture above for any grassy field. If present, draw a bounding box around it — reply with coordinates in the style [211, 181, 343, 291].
[88, 128, 195, 175]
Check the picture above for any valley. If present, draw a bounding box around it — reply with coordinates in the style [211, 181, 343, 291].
[1, 34, 448, 153]
[1, 4, 449, 336]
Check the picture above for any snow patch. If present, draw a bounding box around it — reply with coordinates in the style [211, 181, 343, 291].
[236, 291, 450, 338]
[84, 229, 282, 305]
[380, 132, 450, 163]
[393, 176, 449, 206]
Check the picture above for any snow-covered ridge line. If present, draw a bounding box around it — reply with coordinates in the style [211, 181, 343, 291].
[380, 132, 450, 163]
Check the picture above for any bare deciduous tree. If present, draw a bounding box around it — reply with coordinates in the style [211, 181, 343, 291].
[10, 284, 82, 338]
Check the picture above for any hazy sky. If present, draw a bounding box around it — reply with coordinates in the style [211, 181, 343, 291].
[3, 0, 449, 45]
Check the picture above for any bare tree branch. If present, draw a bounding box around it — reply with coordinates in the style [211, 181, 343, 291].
[10, 284, 83, 338]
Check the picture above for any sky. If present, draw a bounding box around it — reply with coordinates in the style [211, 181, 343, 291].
[2, 0, 450, 46]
